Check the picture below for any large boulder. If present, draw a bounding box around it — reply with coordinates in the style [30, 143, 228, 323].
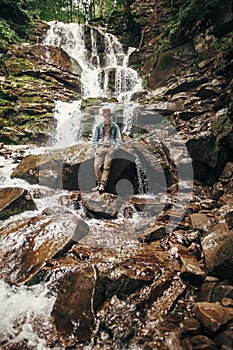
[0, 187, 37, 220]
[0, 214, 89, 285]
[5, 43, 82, 88]
[51, 265, 98, 341]
[0, 41, 82, 144]
[11, 138, 176, 194]
[201, 223, 233, 280]
[81, 192, 123, 219]
[194, 302, 233, 333]
[186, 134, 228, 183]
[145, 42, 197, 90]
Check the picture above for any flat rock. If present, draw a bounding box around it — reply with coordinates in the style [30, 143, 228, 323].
[81, 192, 123, 219]
[194, 302, 233, 333]
[0, 214, 89, 285]
[189, 213, 210, 230]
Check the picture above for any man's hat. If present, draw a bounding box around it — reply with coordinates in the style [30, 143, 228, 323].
[103, 108, 111, 115]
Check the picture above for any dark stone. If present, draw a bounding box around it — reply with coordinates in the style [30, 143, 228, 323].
[0, 214, 87, 285]
[194, 302, 233, 333]
[51, 265, 99, 340]
[180, 317, 202, 335]
[201, 223, 233, 280]
[197, 281, 233, 303]
[0, 187, 37, 220]
[214, 330, 233, 348]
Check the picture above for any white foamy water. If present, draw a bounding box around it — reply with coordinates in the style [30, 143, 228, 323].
[0, 280, 55, 349]
[0, 18, 194, 349]
[51, 100, 83, 148]
[44, 21, 143, 101]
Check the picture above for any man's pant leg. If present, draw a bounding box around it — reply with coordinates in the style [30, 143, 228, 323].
[101, 148, 114, 187]
[94, 145, 106, 185]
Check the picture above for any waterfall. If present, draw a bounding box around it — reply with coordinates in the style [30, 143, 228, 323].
[0, 19, 195, 350]
[44, 21, 143, 102]
[43, 21, 143, 147]
[51, 100, 83, 148]
[135, 154, 148, 194]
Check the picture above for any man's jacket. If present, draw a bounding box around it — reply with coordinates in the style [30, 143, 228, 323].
[92, 122, 122, 149]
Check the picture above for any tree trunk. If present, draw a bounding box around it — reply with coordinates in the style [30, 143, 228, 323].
[99, 0, 103, 17]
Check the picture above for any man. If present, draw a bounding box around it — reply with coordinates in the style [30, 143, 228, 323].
[92, 108, 122, 193]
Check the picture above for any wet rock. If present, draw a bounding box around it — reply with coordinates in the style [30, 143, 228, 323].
[11, 138, 176, 194]
[11, 144, 93, 187]
[5, 44, 82, 89]
[0, 214, 88, 285]
[189, 213, 210, 230]
[209, 182, 224, 201]
[201, 223, 233, 280]
[214, 329, 233, 349]
[99, 254, 161, 299]
[179, 250, 206, 282]
[146, 42, 197, 90]
[197, 281, 233, 303]
[221, 297, 233, 307]
[29, 19, 50, 43]
[180, 317, 202, 335]
[220, 162, 233, 181]
[216, 201, 233, 218]
[186, 134, 227, 183]
[193, 302, 233, 333]
[81, 192, 123, 219]
[135, 275, 188, 341]
[41, 205, 73, 216]
[139, 223, 167, 242]
[130, 195, 167, 216]
[11, 152, 64, 187]
[0, 187, 37, 220]
[51, 265, 99, 340]
[97, 294, 142, 345]
[190, 334, 217, 348]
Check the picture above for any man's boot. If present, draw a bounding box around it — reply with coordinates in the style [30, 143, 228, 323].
[98, 183, 105, 193]
[91, 185, 99, 192]
[91, 181, 100, 192]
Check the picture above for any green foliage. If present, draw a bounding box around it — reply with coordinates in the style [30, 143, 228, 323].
[221, 32, 233, 56]
[212, 112, 232, 136]
[0, 0, 34, 55]
[26, 0, 128, 23]
[164, 0, 219, 42]
[0, 19, 19, 53]
[0, 0, 34, 38]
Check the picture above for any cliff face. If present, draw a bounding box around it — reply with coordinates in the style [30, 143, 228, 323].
[128, 0, 233, 87]
[126, 0, 233, 185]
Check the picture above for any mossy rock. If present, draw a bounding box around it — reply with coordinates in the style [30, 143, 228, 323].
[5, 57, 34, 74]
[81, 97, 118, 109]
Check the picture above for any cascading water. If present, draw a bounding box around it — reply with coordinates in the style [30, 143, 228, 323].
[43, 20, 144, 158]
[0, 21, 148, 349]
[44, 21, 143, 101]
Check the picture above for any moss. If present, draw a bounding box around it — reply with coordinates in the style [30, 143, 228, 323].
[0, 207, 23, 220]
[155, 51, 174, 72]
[0, 18, 19, 53]
[6, 57, 34, 74]
[212, 113, 232, 137]
[81, 97, 118, 109]
[0, 98, 16, 107]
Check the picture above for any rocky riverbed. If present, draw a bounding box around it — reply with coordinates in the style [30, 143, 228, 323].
[0, 133, 233, 349]
[0, 1, 233, 348]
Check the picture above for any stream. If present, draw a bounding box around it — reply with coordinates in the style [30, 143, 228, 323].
[0, 21, 194, 349]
